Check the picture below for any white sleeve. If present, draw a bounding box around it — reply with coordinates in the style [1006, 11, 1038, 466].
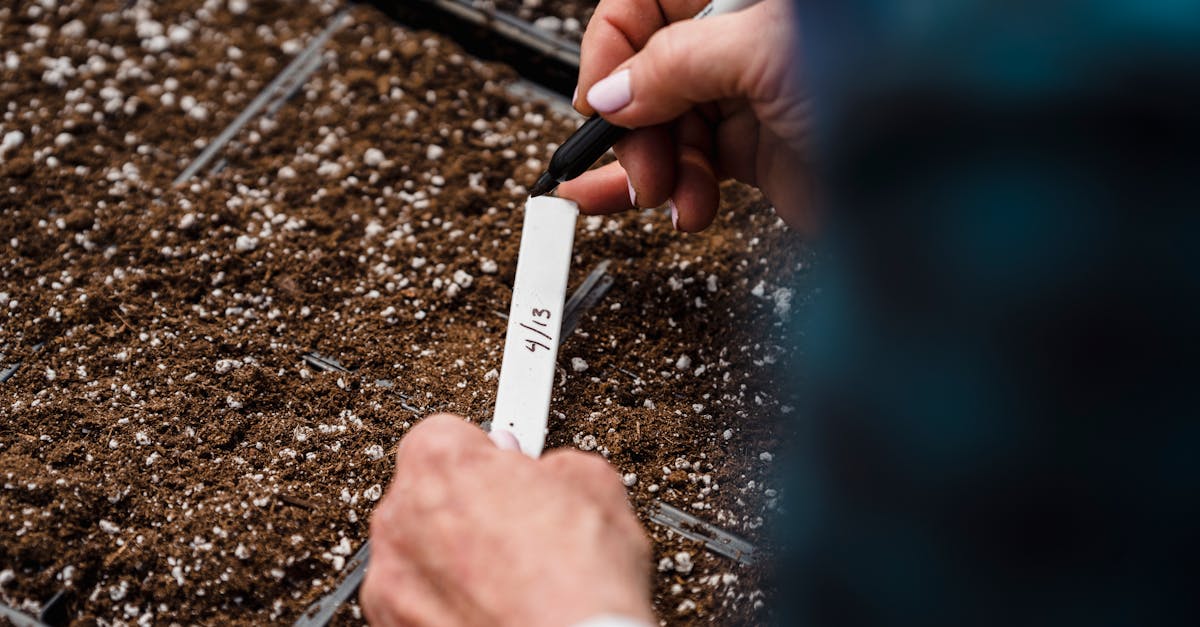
[570, 615, 656, 627]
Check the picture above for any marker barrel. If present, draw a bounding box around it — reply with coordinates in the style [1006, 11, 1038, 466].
[549, 115, 628, 183]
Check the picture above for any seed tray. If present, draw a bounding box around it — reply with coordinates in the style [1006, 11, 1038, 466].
[0, 1, 803, 624]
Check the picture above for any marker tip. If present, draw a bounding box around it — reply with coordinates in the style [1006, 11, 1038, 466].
[529, 172, 557, 197]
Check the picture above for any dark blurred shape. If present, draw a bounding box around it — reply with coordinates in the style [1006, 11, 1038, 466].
[779, 1, 1200, 626]
[38, 588, 69, 627]
[365, 0, 579, 96]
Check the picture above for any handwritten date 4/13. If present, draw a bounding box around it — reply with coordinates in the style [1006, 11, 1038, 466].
[519, 308, 556, 353]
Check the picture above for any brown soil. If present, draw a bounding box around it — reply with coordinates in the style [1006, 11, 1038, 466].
[1, 1, 803, 625]
[491, 0, 595, 42]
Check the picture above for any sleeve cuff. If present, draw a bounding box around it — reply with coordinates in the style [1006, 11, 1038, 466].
[570, 614, 656, 627]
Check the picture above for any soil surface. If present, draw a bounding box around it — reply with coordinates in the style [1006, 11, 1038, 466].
[490, 0, 595, 42]
[1, 0, 804, 625]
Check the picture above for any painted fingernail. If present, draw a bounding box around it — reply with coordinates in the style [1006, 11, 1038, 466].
[627, 175, 638, 207]
[669, 199, 680, 230]
[587, 68, 632, 114]
[489, 429, 521, 451]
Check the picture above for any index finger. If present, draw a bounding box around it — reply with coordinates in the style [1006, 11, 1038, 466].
[576, 0, 711, 114]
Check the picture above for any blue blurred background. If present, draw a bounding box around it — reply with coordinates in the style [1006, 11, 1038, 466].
[778, 1, 1200, 625]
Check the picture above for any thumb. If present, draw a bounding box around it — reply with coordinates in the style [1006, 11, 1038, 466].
[584, 1, 782, 129]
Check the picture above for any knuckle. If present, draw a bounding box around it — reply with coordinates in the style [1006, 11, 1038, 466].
[360, 569, 408, 626]
[644, 24, 687, 78]
[628, 530, 652, 564]
[368, 501, 393, 537]
[369, 511, 404, 551]
[544, 450, 630, 503]
[569, 451, 623, 487]
[401, 414, 470, 463]
[415, 413, 468, 440]
[634, 521, 652, 556]
[359, 571, 384, 618]
[369, 475, 415, 531]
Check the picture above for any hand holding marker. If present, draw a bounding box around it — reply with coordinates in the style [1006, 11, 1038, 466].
[529, 0, 765, 200]
[548, 0, 807, 230]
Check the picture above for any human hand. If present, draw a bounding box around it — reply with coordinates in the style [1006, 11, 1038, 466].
[360, 414, 654, 627]
[557, 0, 809, 232]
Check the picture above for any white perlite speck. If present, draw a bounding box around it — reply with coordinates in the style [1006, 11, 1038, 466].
[426, 144, 444, 160]
[168, 24, 191, 45]
[108, 581, 128, 601]
[452, 269, 474, 288]
[364, 484, 383, 501]
[61, 19, 86, 39]
[363, 148, 385, 167]
[575, 434, 598, 451]
[533, 15, 563, 32]
[332, 537, 353, 557]
[772, 286, 794, 317]
[675, 354, 692, 370]
[234, 235, 259, 252]
[674, 551, 694, 574]
[622, 473, 638, 487]
[99, 520, 121, 534]
[571, 357, 588, 372]
[479, 258, 498, 274]
[0, 130, 24, 160]
[364, 444, 385, 461]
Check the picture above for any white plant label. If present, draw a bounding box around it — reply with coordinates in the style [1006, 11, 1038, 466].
[492, 196, 579, 457]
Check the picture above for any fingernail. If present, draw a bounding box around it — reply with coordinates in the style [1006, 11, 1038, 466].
[488, 429, 521, 451]
[627, 175, 638, 207]
[669, 199, 680, 230]
[571, 85, 579, 107]
[587, 68, 632, 114]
